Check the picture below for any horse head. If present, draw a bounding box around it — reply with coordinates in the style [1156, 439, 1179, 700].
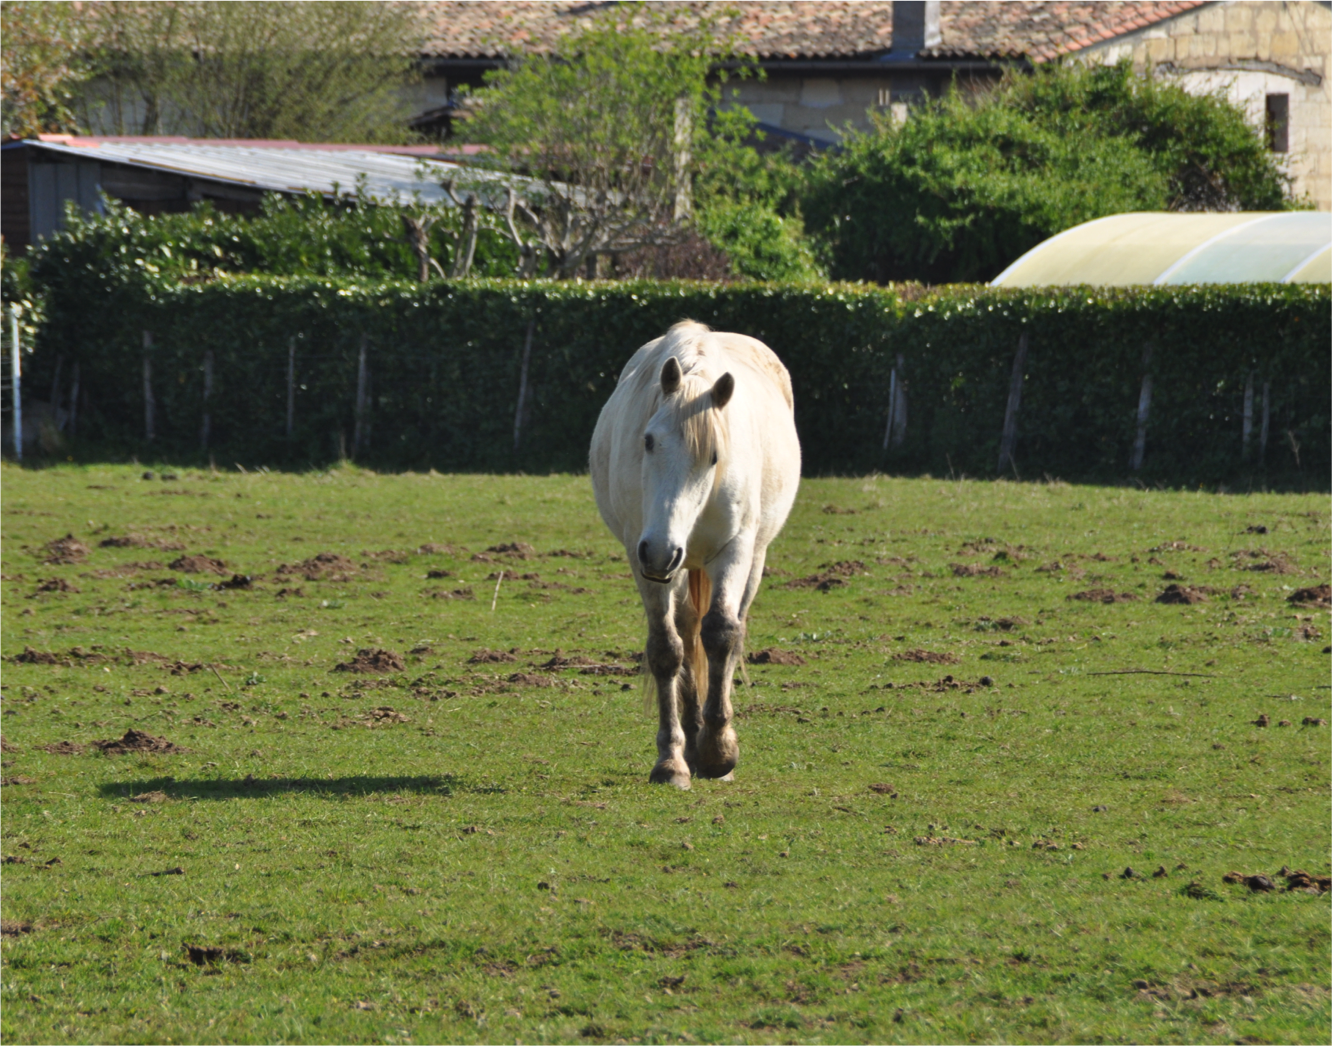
[637, 356, 734, 583]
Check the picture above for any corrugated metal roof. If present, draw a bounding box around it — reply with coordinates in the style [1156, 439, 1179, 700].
[991, 212, 1332, 287]
[18, 140, 512, 207]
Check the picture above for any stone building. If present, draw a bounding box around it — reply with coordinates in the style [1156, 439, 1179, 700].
[417, 1, 1331, 207]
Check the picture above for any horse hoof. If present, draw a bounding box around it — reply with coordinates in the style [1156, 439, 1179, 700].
[649, 762, 691, 790]
[694, 724, 738, 779]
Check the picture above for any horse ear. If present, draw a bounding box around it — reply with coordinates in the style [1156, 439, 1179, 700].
[660, 357, 682, 395]
[711, 372, 735, 409]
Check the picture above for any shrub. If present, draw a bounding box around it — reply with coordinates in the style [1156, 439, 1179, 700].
[803, 61, 1300, 284]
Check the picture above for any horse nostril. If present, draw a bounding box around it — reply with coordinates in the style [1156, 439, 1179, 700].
[667, 547, 684, 573]
[638, 540, 650, 567]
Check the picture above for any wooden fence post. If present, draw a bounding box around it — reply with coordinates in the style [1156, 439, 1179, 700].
[200, 349, 214, 450]
[9, 305, 22, 462]
[352, 335, 368, 458]
[997, 332, 1028, 474]
[1131, 342, 1154, 472]
[513, 318, 535, 452]
[286, 337, 296, 438]
[883, 354, 907, 450]
[1259, 381, 1270, 462]
[67, 361, 80, 439]
[142, 330, 155, 443]
[1241, 371, 1254, 460]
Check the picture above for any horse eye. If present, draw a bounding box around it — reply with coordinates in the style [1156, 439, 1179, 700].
[644, 434, 654, 452]
[710, 451, 718, 466]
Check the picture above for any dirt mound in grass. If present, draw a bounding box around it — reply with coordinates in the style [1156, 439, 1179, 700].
[892, 649, 959, 665]
[42, 534, 89, 564]
[0, 737, 17, 752]
[785, 560, 865, 591]
[334, 648, 405, 674]
[12, 646, 60, 664]
[1155, 584, 1211, 605]
[429, 588, 475, 600]
[8, 646, 112, 667]
[416, 542, 461, 556]
[951, 563, 1006, 578]
[2, 920, 34, 936]
[1288, 584, 1331, 608]
[43, 741, 86, 755]
[475, 542, 536, 561]
[1068, 589, 1136, 604]
[276, 553, 358, 581]
[538, 652, 600, 670]
[747, 648, 806, 666]
[506, 672, 557, 687]
[92, 729, 187, 755]
[468, 649, 518, 664]
[31, 577, 79, 595]
[100, 534, 186, 551]
[168, 554, 229, 575]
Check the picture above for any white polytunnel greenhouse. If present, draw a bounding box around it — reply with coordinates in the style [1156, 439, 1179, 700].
[990, 211, 1332, 287]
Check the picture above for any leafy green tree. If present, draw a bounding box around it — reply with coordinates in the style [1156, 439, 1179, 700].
[74, 1, 425, 142]
[804, 60, 1299, 285]
[0, 0, 92, 136]
[463, 3, 767, 279]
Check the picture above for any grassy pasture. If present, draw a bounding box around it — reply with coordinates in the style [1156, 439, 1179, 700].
[1, 464, 1328, 1045]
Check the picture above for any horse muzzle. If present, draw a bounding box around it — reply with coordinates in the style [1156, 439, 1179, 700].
[638, 541, 683, 583]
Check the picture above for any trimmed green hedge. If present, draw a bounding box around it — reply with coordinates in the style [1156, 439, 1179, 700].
[24, 278, 1330, 483]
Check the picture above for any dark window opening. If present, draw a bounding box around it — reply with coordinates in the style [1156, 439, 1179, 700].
[1266, 93, 1289, 153]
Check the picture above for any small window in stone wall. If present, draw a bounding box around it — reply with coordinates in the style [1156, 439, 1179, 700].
[1266, 93, 1289, 153]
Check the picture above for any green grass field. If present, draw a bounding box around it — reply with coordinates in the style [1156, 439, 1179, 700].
[1, 463, 1328, 1045]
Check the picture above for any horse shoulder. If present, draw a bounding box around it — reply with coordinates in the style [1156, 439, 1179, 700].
[718, 336, 794, 412]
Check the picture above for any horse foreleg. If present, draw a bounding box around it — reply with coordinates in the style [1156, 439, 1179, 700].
[695, 550, 753, 780]
[644, 589, 691, 790]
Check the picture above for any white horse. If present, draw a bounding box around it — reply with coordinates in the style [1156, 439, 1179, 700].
[590, 321, 801, 789]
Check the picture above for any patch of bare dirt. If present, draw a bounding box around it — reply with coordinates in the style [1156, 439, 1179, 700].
[868, 782, 897, 796]
[1156, 584, 1212, 605]
[425, 569, 453, 579]
[821, 504, 856, 515]
[42, 741, 86, 755]
[1231, 549, 1299, 575]
[1068, 589, 1136, 603]
[1, 920, 34, 936]
[334, 648, 405, 674]
[169, 554, 229, 575]
[429, 588, 475, 600]
[914, 835, 977, 846]
[1288, 584, 1331, 608]
[892, 649, 959, 665]
[784, 560, 866, 591]
[469, 649, 518, 664]
[41, 534, 89, 565]
[505, 672, 558, 688]
[361, 549, 410, 563]
[129, 790, 168, 803]
[184, 943, 247, 966]
[356, 707, 410, 726]
[1280, 867, 1332, 893]
[416, 542, 461, 556]
[951, 563, 1006, 578]
[975, 616, 1028, 631]
[8, 646, 112, 667]
[31, 577, 79, 595]
[477, 542, 536, 561]
[91, 729, 187, 755]
[0, 737, 16, 752]
[537, 652, 600, 670]
[100, 535, 186, 551]
[543, 548, 590, 559]
[276, 552, 358, 581]
[1150, 541, 1207, 553]
[215, 574, 253, 590]
[747, 648, 806, 666]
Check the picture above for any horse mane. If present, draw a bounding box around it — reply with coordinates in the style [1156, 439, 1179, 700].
[634, 320, 729, 474]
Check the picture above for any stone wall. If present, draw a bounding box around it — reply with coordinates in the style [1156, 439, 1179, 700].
[1086, 0, 1332, 210]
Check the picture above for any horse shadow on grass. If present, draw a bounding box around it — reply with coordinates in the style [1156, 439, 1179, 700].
[96, 774, 465, 801]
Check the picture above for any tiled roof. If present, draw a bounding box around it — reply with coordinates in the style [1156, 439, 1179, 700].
[927, 1, 1209, 62]
[421, 1, 1210, 63]
[422, 2, 892, 61]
